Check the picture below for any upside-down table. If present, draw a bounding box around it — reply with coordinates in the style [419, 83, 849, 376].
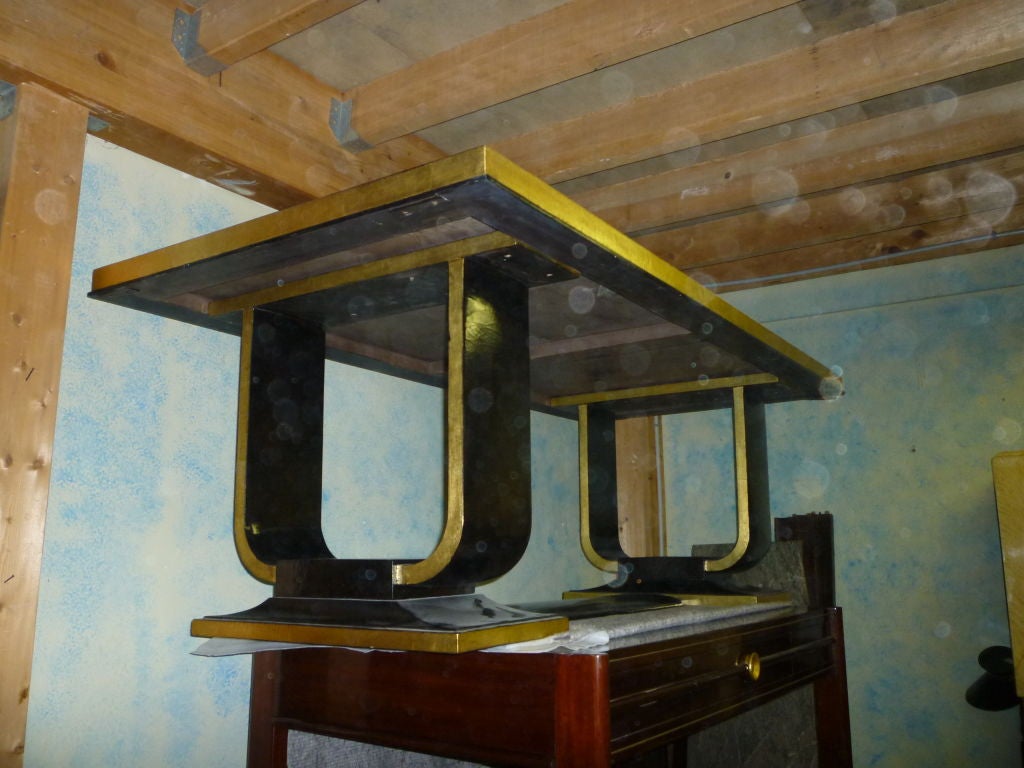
[91, 147, 849, 764]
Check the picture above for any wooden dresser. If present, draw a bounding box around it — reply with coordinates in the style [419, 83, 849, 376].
[246, 516, 851, 767]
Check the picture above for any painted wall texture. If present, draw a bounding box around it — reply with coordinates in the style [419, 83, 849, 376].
[23, 137, 1024, 767]
[666, 245, 1024, 766]
[24, 137, 594, 767]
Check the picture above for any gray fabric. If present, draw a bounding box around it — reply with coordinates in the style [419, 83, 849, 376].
[687, 685, 818, 768]
[691, 539, 810, 612]
[288, 731, 483, 767]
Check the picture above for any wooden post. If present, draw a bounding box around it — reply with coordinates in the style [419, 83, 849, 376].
[248, 653, 288, 768]
[0, 82, 88, 767]
[615, 416, 663, 556]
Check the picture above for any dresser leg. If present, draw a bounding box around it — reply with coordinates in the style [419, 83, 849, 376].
[249, 652, 288, 768]
[815, 608, 853, 768]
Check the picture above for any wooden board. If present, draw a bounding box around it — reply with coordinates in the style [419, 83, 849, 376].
[495, 0, 1024, 182]
[341, 0, 800, 146]
[615, 417, 663, 557]
[177, 0, 362, 72]
[0, 83, 88, 767]
[0, 0, 441, 209]
[639, 149, 1024, 271]
[581, 79, 1024, 234]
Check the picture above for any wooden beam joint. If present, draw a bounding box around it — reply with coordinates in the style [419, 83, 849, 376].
[172, 8, 227, 76]
[172, 0, 364, 75]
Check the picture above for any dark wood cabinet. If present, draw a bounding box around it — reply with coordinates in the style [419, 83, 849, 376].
[247, 606, 850, 767]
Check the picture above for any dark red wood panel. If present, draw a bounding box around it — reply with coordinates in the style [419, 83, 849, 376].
[273, 646, 573, 765]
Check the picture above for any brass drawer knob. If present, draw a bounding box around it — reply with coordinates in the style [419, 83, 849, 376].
[738, 651, 761, 681]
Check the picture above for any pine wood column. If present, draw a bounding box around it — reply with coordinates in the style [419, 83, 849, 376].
[615, 416, 663, 556]
[614, 417, 663, 557]
[0, 82, 87, 767]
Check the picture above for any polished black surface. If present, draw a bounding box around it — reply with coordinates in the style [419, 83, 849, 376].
[244, 308, 331, 563]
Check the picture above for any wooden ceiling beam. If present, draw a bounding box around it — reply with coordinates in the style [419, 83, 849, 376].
[496, 0, 1024, 182]
[173, 0, 364, 74]
[339, 0, 800, 148]
[692, 199, 1024, 292]
[639, 150, 1024, 269]
[212, 48, 444, 191]
[577, 79, 1024, 234]
[0, 0, 439, 210]
[699, 202, 1024, 292]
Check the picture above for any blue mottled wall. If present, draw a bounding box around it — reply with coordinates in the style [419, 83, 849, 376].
[26, 139, 273, 767]
[25, 138, 1024, 767]
[668, 247, 1024, 766]
[25, 137, 593, 767]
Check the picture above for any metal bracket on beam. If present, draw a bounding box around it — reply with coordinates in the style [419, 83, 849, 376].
[329, 98, 373, 152]
[0, 81, 15, 121]
[87, 116, 110, 133]
[0, 79, 107, 131]
[172, 8, 227, 76]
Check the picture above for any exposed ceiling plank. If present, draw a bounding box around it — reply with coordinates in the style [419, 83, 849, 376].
[799, 0, 944, 37]
[212, 49, 445, 190]
[702, 202, 1024, 291]
[174, 0, 364, 74]
[639, 150, 1024, 267]
[577, 79, 1024, 233]
[0, 0, 438, 209]
[495, 0, 1024, 182]
[341, 0, 801, 148]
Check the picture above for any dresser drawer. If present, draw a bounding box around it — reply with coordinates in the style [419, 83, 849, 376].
[608, 611, 835, 759]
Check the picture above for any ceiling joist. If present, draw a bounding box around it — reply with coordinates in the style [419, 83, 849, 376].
[0, 0, 1019, 289]
[494, 0, 1024, 182]
[173, 0, 364, 74]
[581, 78, 1024, 234]
[640, 149, 1024, 272]
[338, 0, 801, 149]
[701, 201, 1024, 290]
[0, 0, 438, 208]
